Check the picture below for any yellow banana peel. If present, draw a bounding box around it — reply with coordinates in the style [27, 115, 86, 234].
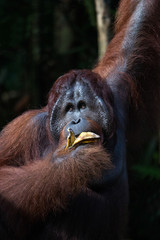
[65, 128, 100, 150]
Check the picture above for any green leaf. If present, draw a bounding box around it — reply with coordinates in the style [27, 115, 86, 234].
[133, 165, 160, 180]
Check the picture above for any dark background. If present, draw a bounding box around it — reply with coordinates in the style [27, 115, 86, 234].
[0, 0, 159, 239]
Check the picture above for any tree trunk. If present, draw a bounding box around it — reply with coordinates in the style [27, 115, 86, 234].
[95, 0, 110, 59]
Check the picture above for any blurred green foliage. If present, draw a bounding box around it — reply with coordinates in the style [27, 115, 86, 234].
[133, 165, 160, 180]
[129, 137, 160, 240]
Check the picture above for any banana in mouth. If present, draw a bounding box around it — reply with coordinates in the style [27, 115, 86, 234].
[65, 128, 100, 150]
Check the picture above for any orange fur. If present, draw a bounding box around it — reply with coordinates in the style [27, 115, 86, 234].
[0, 144, 112, 219]
[0, 109, 49, 167]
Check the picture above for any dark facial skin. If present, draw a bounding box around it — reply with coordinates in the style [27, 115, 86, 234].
[50, 80, 111, 144]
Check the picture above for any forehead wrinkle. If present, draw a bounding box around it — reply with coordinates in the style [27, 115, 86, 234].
[73, 81, 85, 99]
[65, 88, 74, 100]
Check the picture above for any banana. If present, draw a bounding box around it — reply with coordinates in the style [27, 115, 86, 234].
[65, 128, 100, 150]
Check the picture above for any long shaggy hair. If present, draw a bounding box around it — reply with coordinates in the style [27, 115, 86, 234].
[0, 143, 112, 219]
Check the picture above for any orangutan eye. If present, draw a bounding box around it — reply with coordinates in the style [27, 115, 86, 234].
[78, 101, 86, 110]
[65, 103, 74, 113]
